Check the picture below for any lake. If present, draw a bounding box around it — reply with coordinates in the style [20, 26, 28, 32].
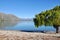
[0, 21, 56, 32]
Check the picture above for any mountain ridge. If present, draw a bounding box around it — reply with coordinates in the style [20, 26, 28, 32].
[0, 13, 20, 21]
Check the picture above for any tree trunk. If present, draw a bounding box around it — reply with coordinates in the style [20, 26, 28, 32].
[56, 27, 59, 33]
[53, 25, 59, 33]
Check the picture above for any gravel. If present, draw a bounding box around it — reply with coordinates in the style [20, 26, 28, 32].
[0, 30, 60, 40]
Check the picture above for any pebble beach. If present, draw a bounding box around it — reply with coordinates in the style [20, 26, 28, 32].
[0, 30, 60, 40]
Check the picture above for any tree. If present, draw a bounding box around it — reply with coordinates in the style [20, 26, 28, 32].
[33, 6, 60, 33]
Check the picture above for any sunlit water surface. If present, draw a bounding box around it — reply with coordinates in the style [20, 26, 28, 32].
[0, 21, 57, 32]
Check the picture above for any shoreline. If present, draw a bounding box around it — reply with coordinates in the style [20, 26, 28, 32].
[0, 30, 60, 40]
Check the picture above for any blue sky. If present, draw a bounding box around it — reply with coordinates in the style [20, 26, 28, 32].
[0, 0, 60, 18]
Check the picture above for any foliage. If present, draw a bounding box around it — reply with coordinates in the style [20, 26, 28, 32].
[33, 6, 60, 27]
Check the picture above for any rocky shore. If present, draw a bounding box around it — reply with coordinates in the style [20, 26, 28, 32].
[0, 30, 60, 40]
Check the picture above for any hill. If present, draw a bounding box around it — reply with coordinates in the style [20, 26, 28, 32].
[0, 13, 20, 22]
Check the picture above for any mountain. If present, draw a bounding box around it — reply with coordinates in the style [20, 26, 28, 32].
[20, 18, 33, 21]
[0, 13, 20, 22]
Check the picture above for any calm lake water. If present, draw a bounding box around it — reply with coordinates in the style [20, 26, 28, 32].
[0, 21, 56, 32]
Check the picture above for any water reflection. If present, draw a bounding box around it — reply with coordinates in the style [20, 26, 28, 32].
[0, 21, 57, 33]
[0, 20, 19, 28]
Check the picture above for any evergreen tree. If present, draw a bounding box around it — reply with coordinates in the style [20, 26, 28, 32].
[33, 6, 60, 33]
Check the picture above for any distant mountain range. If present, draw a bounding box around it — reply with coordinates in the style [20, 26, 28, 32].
[20, 18, 33, 21]
[0, 13, 33, 22]
[0, 13, 20, 22]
